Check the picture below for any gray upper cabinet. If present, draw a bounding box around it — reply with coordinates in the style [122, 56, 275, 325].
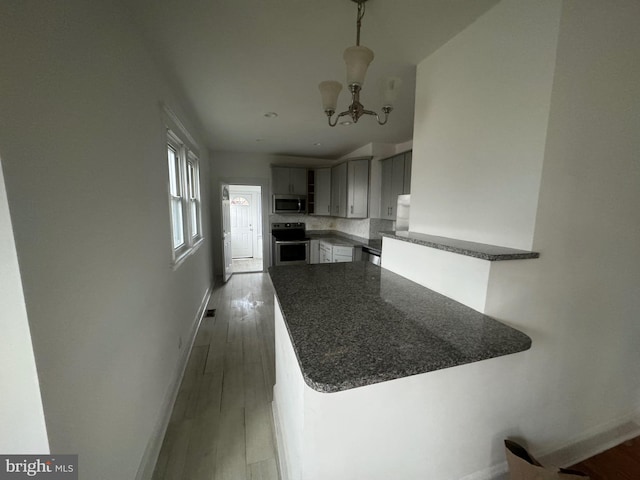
[272, 166, 307, 194]
[331, 159, 369, 219]
[331, 162, 347, 217]
[380, 151, 412, 220]
[403, 151, 412, 194]
[347, 158, 369, 218]
[314, 168, 332, 216]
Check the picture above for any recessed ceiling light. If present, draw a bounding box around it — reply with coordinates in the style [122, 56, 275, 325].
[339, 120, 352, 126]
[313, 142, 321, 146]
[264, 112, 278, 118]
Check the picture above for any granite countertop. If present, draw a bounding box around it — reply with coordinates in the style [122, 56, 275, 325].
[269, 262, 532, 393]
[381, 231, 539, 261]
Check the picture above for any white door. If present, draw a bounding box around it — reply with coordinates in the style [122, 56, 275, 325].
[230, 194, 253, 258]
[221, 184, 233, 282]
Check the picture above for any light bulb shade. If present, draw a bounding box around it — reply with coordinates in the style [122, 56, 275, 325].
[318, 80, 343, 111]
[343, 45, 374, 86]
[382, 76, 402, 106]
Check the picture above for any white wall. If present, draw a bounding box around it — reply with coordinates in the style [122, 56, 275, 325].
[411, 0, 562, 250]
[399, 0, 640, 474]
[484, 0, 640, 455]
[0, 1, 212, 477]
[0, 159, 49, 454]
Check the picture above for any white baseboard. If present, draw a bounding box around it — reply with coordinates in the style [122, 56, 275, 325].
[271, 400, 290, 480]
[135, 284, 213, 480]
[538, 409, 640, 468]
[459, 404, 640, 480]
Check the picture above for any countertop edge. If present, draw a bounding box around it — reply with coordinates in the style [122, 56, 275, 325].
[381, 232, 540, 261]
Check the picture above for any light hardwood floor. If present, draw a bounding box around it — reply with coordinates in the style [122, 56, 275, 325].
[152, 273, 279, 480]
[232, 258, 264, 273]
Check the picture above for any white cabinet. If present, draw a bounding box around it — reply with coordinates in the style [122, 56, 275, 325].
[309, 239, 320, 264]
[318, 240, 360, 263]
[380, 151, 411, 220]
[331, 245, 354, 263]
[314, 168, 332, 216]
[347, 158, 369, 218]
[272, 167, 307, 194]
[319, 241, 332, 263]
[331, 163, 347, 217]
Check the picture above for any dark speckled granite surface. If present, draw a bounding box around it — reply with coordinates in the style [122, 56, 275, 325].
[269, 262, 532, 393]
[381, 231, 540, 261]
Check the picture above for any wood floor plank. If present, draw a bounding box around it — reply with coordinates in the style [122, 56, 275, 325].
[220, 364, 245, 413]
[570, 436, 640, 480]
[245, 402, 276, 465]
[243, 359, 269, 410]
[214, 406, 247, 480]
[204, 314, 228, 375]
[161, 419, 193, 480]
[194, 371, 224, 417]
[154, 274, 279, 480]
[182, 345, 208, 389]
[183, 406, 220, 480]
[248, 458, 279, 480]
[194, 315, 215, 347]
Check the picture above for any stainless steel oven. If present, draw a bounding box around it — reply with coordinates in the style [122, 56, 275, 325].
[271, 222, 309, 266]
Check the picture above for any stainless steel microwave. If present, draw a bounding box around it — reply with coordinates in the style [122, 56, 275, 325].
[273, 194, 307, 214]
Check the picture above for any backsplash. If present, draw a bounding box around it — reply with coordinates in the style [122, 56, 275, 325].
[269, 214, 394, 239]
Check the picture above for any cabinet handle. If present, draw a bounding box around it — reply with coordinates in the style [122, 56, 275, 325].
[350, 205, 354, 214]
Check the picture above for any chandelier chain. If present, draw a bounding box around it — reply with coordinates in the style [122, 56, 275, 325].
[355, 1, 365, 46]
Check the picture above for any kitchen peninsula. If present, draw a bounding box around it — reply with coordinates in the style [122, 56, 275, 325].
[269, 261, 532, 479]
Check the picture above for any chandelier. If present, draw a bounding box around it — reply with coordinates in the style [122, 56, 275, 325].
[318, 0, 400, 127]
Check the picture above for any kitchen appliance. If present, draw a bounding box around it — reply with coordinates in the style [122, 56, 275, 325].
[271, 222, 310, 266]
[273, 194, 307, 214]
[396, 194, 410, 231]
[362, 249, 381, 266]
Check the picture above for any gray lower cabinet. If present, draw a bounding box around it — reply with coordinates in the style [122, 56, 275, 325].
[314, 168, 332, 216]
[272, 166, 307, 194]
[380, 151, 411, 220]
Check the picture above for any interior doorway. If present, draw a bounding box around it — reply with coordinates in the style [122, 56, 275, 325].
[229, 185, 263, 273]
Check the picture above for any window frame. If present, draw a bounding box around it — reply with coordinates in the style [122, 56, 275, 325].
[166, 128, 204, 268]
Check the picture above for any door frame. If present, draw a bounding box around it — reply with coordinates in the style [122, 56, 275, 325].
[218, 177, 270, 272]
[229, 185, 261, 260]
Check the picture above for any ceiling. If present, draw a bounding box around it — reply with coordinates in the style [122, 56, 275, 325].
[125, 0, 499, 159]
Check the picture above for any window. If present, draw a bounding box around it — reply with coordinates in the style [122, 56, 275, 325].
[231, 196, 250, 206]
[186, 152, 201, 240]
[166, 129, 203, 266]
